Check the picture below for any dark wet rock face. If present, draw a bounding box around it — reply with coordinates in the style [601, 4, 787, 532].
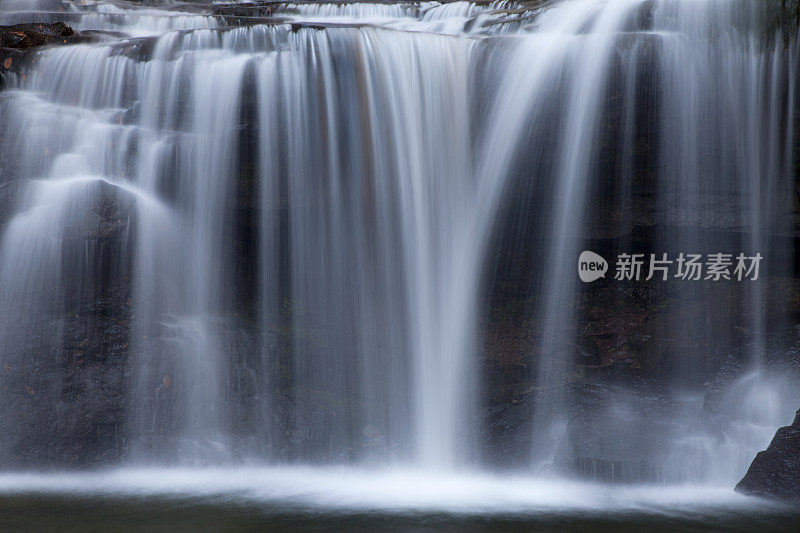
[3, 280, 132, 467]
[479, 273, 800, 480]
[0, 180, 134, 468]
[559, 382, 675, 483]
[736, 410, 800, 502]
[0, 22, 74, 50]
[1, 22, 88, 82]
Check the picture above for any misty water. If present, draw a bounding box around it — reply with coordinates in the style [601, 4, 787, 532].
[0, 0, 799, 530]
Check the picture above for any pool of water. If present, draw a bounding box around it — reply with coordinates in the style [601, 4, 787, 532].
[0, 467, 797, 531]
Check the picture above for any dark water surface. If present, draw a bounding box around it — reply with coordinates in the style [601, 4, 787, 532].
[0, 494, 798, 532]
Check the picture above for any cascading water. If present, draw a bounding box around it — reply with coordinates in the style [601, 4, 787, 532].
[649, 0, 800, 484]
[0, 0, 799, 514]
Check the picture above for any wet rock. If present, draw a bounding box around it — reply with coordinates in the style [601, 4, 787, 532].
[0, 178, 135, 467]
[0, 180, 24, 229]
[572, 336, 602, 366]
[1, 22, 95, 82]
[0, 22, 76, 50]
[482, 393, 536, 468]
[211, 2, 277, 18]
[736, 409, 800, 502]
[702, 355, 746, 416]
[0, 47, 24, 78]
[559, 382, 676, 482]
[0, 277, 132, 468]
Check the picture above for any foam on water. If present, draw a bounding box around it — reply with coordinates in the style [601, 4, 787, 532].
[0, 467, 777, 515]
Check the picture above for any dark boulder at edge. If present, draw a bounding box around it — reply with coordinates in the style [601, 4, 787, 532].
[736, 409, 800, 502]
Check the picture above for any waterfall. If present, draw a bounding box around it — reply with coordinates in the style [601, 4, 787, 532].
[650, 0, 800, 483]
[254, 28, 479, 467]
[525, 0, 644, 467]
[0, 0, 798, 489]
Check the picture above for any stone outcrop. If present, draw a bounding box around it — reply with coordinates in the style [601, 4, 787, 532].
[1, 22, 87, 87]
[736, 409, 800, 501]
[0, 22, 74, 50]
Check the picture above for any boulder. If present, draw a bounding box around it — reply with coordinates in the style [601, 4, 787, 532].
[0, 22, 74, 51]
[1, 22, 90, 82]
[736, 409, 800, 501]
